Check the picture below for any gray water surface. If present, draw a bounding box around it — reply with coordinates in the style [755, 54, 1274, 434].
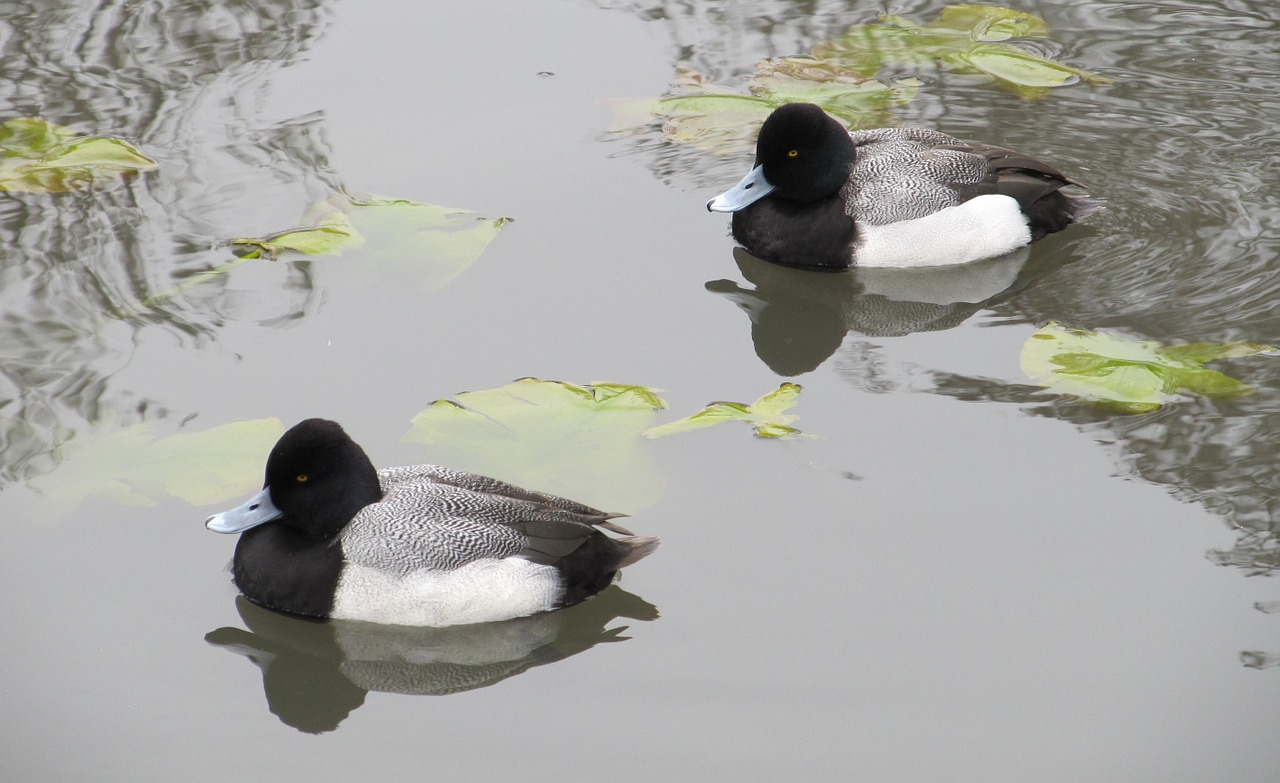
[3, 1, 1279, 780]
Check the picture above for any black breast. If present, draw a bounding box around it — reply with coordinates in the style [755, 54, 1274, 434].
[731, 192, 856, 270]
[232, 524, 345, 619]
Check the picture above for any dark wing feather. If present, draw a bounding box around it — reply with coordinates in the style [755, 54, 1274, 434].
[941, 142, 1082, 210]
[939, 142, 1097, 238]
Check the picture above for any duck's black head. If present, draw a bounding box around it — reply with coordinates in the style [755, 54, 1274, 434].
[259, 418, 382, 536]
[754, 103, 856, 203]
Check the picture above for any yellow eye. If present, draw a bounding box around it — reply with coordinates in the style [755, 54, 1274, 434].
[296, 474, 309, 483]
[787, 149, 799, 158]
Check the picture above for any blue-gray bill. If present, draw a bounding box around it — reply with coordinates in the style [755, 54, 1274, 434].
[707, 164, 774, 212]
[206, 487, 282, 534]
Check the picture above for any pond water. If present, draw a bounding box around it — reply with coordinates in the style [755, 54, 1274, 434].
[3, 0, 1279, 780]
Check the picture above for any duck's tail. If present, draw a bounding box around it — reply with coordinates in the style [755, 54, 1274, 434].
[613, 535, 661, 570]
[554, 534, 661, 608]
[1066, 192, 1106, 222]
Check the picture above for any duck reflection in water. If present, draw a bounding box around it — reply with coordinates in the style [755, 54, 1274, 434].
[707, 235, 1084, 376]
[206, 588, 658, 733]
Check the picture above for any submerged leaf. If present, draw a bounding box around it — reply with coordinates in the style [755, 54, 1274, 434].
[0, 117, 156, 192]
[1160, 341, 1275, 364]
[926, 4, 1050, 41]
[645, 383, 811, 439]
[818, 5, 1109, 99]
[1020, 323, 1271, 413]
[0, 117, 72, 154]
[402, 379, 811, 509]
[336, 194, 511, 291]
[403, 379, 668, 512]
[26, 418, 285, 518]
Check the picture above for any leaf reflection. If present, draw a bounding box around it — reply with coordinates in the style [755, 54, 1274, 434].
[0, 2, 507, 495]
[0, 2, 335, 489]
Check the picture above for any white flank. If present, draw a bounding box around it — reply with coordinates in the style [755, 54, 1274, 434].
[855, 194, 1032, 268]
[331, 558, 565, 627]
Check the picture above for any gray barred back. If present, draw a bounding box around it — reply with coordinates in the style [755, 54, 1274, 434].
[845, 128, 990, 225]
[339, 466, 614, 576]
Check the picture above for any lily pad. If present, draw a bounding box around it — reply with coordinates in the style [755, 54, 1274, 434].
[1020, 323, 1272, 413]
[403, 379, 668, 512]
[0, 117, 157, 192]
[644, 383, 810, 439]
[26, 418, 285, 518]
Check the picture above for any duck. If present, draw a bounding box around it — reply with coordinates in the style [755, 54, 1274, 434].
[707, 102, 1100, 270]
[206, 418, 659, 627]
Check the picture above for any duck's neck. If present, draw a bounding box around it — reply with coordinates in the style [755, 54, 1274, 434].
[232, 525, 344, 619]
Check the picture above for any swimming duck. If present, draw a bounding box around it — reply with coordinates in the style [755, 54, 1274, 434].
[707, 102, 1099, 269]
[206, 419, 659, 627]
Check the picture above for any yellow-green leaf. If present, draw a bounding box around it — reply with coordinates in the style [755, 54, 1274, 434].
[0, 117, 156, 192]
[1020, 323, 1271, 414]
[230, 212, 363, 260]
[964, 46, 1083, 87]
[224, 193, 509, 291]
[644, 383, 811, 439]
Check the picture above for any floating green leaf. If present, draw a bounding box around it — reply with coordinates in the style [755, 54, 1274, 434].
[230, 211, 363, 259]
[403, 379, 668, 512]
[403, 379, 810, 507]
[0, 117, 157, 192]
[814, 5, 1110, 99]
[644, 383, 810, 439]
[962, 45, 1086, 88]
[1020, 323, 1272, 414]
[223, 192, 509, 291]
[614, 65, 918, 155]
[612, 4, 1107, 149]
[26, 418, 285, 518]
